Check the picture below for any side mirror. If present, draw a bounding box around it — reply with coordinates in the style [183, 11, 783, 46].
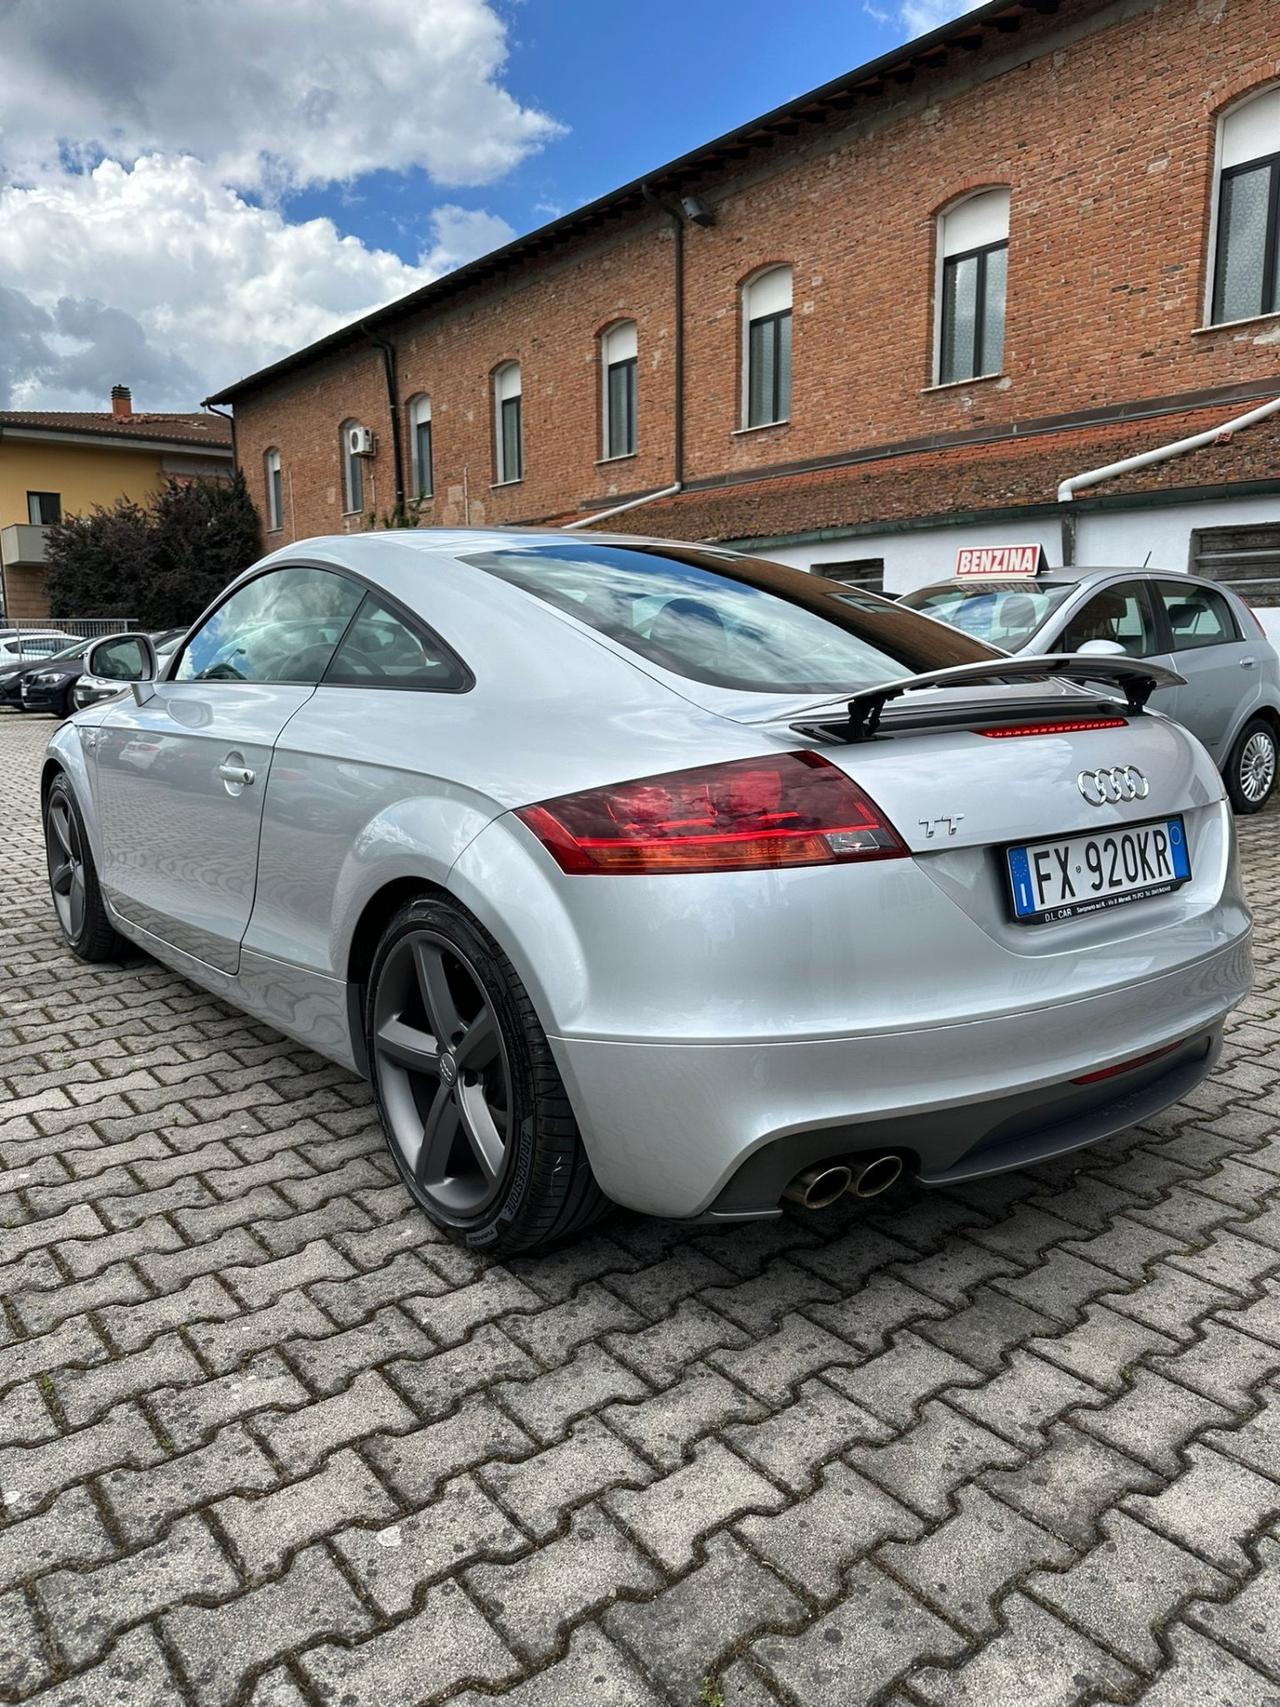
[82, 632, 159, 706]
[1076, 637, 1127, 657]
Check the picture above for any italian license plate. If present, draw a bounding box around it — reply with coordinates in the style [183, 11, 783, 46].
[1006, 816, 1191, 924]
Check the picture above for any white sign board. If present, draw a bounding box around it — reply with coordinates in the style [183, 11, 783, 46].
[955, 544, 1046, 578]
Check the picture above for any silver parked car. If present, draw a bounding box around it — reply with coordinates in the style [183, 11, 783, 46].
[899, 569, 1280, 813]
[42, 532, 1252, 1253]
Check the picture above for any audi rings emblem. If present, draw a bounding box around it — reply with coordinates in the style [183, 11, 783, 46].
[1077, 765, 1149, 806]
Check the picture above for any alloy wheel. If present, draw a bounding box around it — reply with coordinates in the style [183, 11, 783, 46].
[46, 795, 86, 942]
[1239, 730, 1277, 806]
[372, 928, 513, 1216]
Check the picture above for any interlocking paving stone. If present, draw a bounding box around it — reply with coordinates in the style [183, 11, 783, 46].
[452, 1624, 665, 1707]
[164, 1545, 373, 1707]
[1027, 1509, 1231, 1670]
[479, 1415, 652, 1539]
[605, 1533, 805, 1702]
[214, 1446, 398, 1575]
[467, 1505, 661, 1661]
[2, 714, 1280, 1704]
[333, 1475, 526, 1615]
[607, 1440, 787, 1572]
[38, 1513, 239, 1667]
[1124, 1443, 1280, 1572]
[877, 1485, 1074, 1635]
[737, 1460, 922, 1597]
[301, 1581, 519, 1705]
[751, 1560, 968, 1701]
[909, 1592, 1139, 1705]
[1092, 1623, 1280, 1706]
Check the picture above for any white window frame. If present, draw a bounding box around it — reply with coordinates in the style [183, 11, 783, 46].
[264, 447, 283, 532]
[407, 394, 433, 499]
[933, 188, 1010, 386]
[493, 362, 523, 485]
[1205, 84, 1280, 328]
[741, 266, 792, 429]
[601, 321, 638, 459]
[340, 419, 364, 515]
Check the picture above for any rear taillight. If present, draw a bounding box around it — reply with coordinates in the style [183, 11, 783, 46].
[1245, 603, 1268, 638]
[517, 751, 907, 875]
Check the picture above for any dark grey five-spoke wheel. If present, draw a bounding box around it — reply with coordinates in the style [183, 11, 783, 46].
[373, 927, 514, 1216]
[46, 790, 87, 941]
[43, 775, 122, 961]
[365, 896, 607, 1254]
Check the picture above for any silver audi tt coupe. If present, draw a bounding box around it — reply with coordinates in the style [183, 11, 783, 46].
[42, 530, 1253, 1253]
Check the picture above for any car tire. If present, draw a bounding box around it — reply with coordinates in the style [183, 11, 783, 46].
[43, 773, 123, 962]
[1225, 716, 1277, 815]
[365, 895, 609, 1255]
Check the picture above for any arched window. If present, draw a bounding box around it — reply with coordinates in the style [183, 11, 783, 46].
[263, 447, 283, 532]
[407, 395, 433, 499]
[1211, 86, 1280, 325]
[494, 362, 523, 484]
[340, 420, 364, 514]
[601, 321, 638, 458]
[936, 189, 1010, 384]
[742, 267, 792, 428]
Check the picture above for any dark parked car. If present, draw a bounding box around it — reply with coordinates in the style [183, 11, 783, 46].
[0, 640, 87, 713]
[13, 629, 185, 718]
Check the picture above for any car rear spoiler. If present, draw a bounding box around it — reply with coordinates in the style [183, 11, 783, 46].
[797, 654, 1185, 743]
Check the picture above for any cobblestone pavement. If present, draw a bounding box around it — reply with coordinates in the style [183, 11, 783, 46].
[2, 711, 1280, 1707]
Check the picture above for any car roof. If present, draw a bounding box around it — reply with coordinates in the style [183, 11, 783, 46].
[908, 567, 1235, 596]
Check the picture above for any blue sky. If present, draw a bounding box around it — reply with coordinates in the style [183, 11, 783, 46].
[287, 0, 942, 264]
[0, 0, 967, 407]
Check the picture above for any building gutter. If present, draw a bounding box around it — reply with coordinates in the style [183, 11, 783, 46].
[366, 333, 406, 517]
[564, 482, 684, 531]
[203, 403, 237, 470]
[565, 189, 695, 532]
[1057, 392, 1280, 563]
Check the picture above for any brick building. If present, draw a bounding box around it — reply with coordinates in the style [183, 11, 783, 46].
[208, 0, 1280, 599]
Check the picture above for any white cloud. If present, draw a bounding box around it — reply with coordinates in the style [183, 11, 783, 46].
[0, 159, 515, 409]
[0, 0, 563, 191]
[899, 0, 982, 34]
[0, 0, 547, 409]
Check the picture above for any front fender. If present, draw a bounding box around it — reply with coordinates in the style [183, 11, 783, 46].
[43, 718, 102, 862]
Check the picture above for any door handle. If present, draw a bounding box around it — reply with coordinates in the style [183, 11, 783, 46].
[218, 762, 256, 786]
[1241, 658, 1258, 669]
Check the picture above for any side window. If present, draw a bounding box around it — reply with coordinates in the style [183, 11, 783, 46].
[323, 594, 467, 691]
[1156, 581, 1240, 650]
[1059, 583, 1157, 657]
[174, 567, 363, 684]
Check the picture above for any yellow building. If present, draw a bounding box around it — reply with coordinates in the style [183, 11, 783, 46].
[0, 386, 233, 621]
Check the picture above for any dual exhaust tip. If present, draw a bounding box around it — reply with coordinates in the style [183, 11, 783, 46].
[783, 1154, 904, 1210]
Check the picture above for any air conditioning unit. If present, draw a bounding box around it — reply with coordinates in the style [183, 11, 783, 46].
[347, 425, 376, 457]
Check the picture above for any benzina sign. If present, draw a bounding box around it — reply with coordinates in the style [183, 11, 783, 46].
[955, 544, 1047, 577]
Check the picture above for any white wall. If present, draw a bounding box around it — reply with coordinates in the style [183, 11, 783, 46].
[761, 492, 1280, 598]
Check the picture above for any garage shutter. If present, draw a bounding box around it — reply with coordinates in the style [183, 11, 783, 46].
[1190, 524, 1280, 609]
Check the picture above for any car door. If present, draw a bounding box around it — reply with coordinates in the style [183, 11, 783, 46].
[92, 564, 363, 973]
[1050, 579, 1178, 717]
[1151, 579, 1256, 757]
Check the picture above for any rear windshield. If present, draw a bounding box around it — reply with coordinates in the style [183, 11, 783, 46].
[461, 543, 997, 694]
[899, 580, 1076, 647]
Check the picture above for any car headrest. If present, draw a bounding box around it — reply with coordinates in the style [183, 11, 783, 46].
[997, 594, 1038, 634]
[647, 597, 730, 669]
[1166, 602, 1199, 629]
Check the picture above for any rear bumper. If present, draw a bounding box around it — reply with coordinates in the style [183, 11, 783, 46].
[550, 931, 1251, 1218]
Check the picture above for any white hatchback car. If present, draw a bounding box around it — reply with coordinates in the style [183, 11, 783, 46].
[901, 569, 1280, 813]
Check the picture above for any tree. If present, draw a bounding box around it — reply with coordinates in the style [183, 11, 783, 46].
[44, 472, 262, 630]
